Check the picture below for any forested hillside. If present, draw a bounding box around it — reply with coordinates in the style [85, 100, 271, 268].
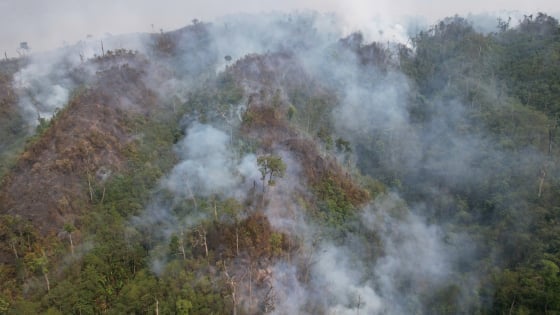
[0, 12, 559, 314]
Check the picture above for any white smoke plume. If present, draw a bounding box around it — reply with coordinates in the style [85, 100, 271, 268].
[164, 122, 260, 198]
[266, 191, 461, 315]
[13, 53, 74, 127]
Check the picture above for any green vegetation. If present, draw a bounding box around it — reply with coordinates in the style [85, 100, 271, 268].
[257, 154, 286, 188]
[0, 64, 26, 180]
[1, 12, 560, 314]
[393, 14, 560, 313]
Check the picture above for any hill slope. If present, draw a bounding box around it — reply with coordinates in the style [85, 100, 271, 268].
[0, 12, 560, 314]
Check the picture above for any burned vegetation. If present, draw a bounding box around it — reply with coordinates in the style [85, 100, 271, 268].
[1, 12, 560, 315]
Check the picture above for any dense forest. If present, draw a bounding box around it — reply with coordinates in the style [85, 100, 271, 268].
[0, 11, 560, 314]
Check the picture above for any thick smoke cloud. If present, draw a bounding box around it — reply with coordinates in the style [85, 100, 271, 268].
[148, 13, 481, 313]
[334, 71, 411, 136]
[11, 33, 149, 130]
[3, 2, 558, 312]
[202, 13, 524, 313]
[248, 141, 460, 314]
[267, 191, 461, 314]
[132, 122, 260, 273]
[13, 52, 75, 127]
[57, 9, 550, 313]
[165, 123, 260, 198]
[312, 244, 384, 314]
[362, 195, 455, 314]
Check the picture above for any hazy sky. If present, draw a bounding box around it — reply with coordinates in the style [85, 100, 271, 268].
[1, 0, 559, 55]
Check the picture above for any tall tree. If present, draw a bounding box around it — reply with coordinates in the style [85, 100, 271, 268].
[257, 154, 286, 191]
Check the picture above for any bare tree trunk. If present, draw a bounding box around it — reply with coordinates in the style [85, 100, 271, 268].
[214, 199, 218, 221]
[287, 237, 291, 264]
[185, 180, 197, 209]
[538, 168, 547, 198]
[232, 292, 237, 315]
[87, 174, 94, 202]
[509, 296, 516, 315]
[248, 263, 253, 310]
[100, 186, 106, 204]
[44, 272, 50, 292]
[224, 267, 237, 315]
[203, 232, 208, 259]
[39, 249, 50, 292]
[236, 226, 239, 257]
[204, 242, 208, 259]
[549, 128, 554, 156]
[179, 231, 186, 260]
[155, 298, 159, 315]
[10, 240, 18, 259]
[196, 227, 208, 259]
[69, 233, 74, 256]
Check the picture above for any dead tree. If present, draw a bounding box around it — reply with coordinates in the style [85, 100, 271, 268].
[63, 223, 76, 256]
[178, 230, 187, 260]
[184, 179, 197, 209]
[191, 225, 208, 259]
[263, 286, 275, 313]
[538, 167, 547, 198]
[222, 262, 247, 315]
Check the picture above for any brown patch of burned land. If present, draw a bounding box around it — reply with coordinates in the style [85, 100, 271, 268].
[234, 53, 370, 223]
[284, 137, 369, 206]
[0, 62, 158, 236]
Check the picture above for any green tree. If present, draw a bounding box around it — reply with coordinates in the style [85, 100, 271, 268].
[25, 249, 50, 292]
[176, 298, 193, 315]
[63, 223, 76, 256]
[257, 154, 287, 190]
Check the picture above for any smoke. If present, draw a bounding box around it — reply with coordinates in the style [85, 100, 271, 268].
[265, 190, 464, 315]
[311, 244, 384, 314]
[13, 52, 75, 127]
[333, 71, 411, 136]
[131, 122, 261, 273]
[269, 262, 308, 314]
[10, 31, 151, 131]
[93, 9, 552, 313]
[5, 5, 559, 313]
[250, 139, 462, 314]
[164, 123, 260, 198]
[362, 195, 455, 314]
[199, 14, 511, 313]
[178, 15, 480, 313]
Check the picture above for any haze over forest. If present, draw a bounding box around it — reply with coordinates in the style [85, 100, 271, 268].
[1, 2, 560, 314]
[2, 0, 560, 53]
